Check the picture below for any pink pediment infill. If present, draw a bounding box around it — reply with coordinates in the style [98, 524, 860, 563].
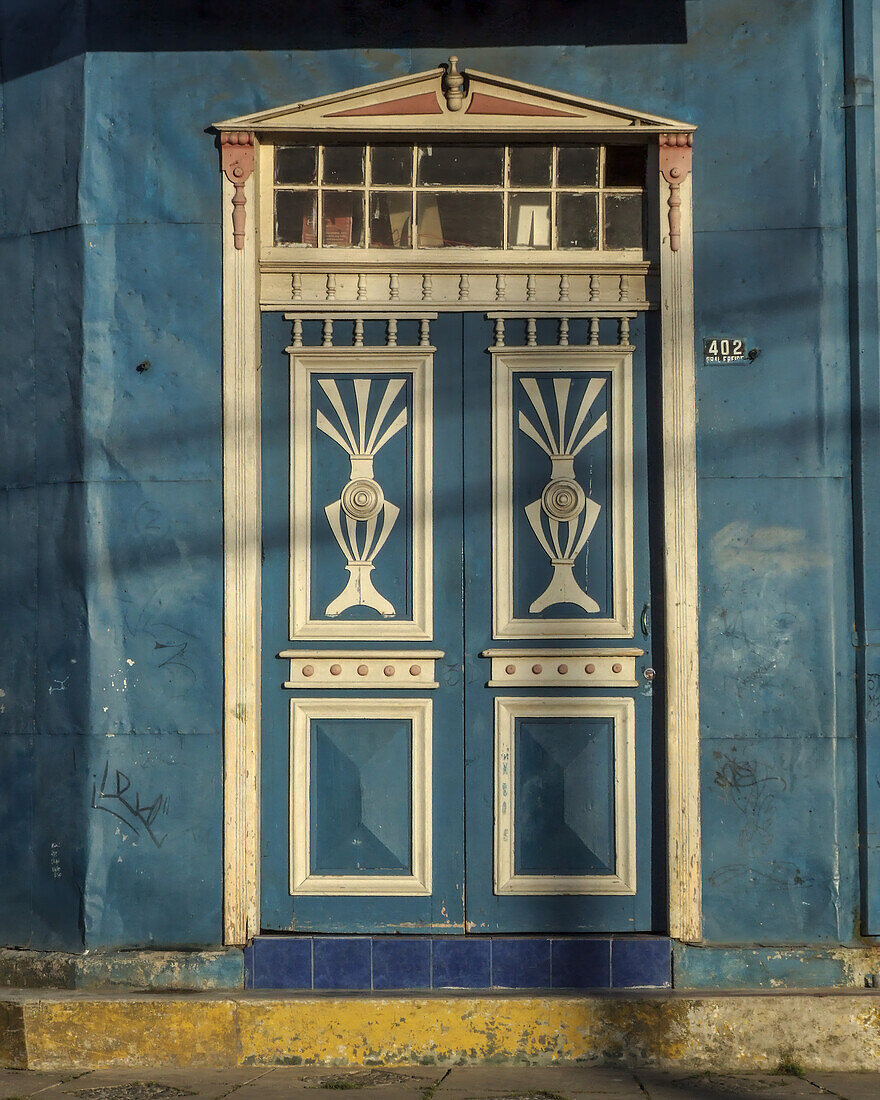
[328, 92, 443, 117]
[466, 93, 579, 118]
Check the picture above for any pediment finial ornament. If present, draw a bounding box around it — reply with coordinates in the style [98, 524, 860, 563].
[442, 55, 465, 111]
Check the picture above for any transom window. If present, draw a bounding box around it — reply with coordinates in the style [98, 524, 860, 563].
[272, 143, 646, 251]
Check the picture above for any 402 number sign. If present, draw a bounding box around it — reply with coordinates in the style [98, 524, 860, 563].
[704, 337, 748, 363]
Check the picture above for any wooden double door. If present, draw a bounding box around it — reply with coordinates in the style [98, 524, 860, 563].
[260, 310, 659, 933]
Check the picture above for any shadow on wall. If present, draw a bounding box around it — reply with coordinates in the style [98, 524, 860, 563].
[2, 0, 688, 79]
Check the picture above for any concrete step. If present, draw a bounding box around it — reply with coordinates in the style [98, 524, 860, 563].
[1, 990, 880, 1072]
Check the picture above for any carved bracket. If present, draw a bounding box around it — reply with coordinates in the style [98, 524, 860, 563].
[221, 131, 255, 250]
[659, 133, 693, 252]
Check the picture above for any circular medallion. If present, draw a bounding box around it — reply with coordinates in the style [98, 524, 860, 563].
[541, 477, 586, 522]
[341, 477, 384, 520]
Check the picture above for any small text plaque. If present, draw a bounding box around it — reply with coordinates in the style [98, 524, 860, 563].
[704, 337, 749, 364]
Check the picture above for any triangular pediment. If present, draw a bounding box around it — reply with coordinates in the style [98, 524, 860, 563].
[214, 61, 693, 135]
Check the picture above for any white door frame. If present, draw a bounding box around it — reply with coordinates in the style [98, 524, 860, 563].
[217, 85, 700, 945]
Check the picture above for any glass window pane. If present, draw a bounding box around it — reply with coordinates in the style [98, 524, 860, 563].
[371, 145, 413, 186]
[322, 191, 364, 247]
[322, 145, 365, 185]
[275, 190, 318, 245]
[417, 192, 502, 247]
[508, 193, 551, 248]
[275, 145, 317, 185]
[604, 193, 644, 249]
[417, 145, 503, 186]
[509, 145, 552, 187]
[557, 192, 599, 249]
[557, 146, 600, 187]
[369, 192, 412, 248]
[604, 145, 646, 187]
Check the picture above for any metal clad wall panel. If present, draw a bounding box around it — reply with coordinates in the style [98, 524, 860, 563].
[0, 0, 857, 948]
[0, 56, 85, 237]
[699, 474, 857, 942]
[79, 218, 224, 945]
[695, 228, 850, 479]
[0, 216, 90, 948]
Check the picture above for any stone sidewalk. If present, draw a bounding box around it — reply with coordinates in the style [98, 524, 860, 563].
[0, 1067, 876, 1100]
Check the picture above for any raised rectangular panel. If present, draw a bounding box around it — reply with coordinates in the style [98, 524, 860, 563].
[494, 696, 635, 895]
[312, 717, 412, 874]
[491, 349, 633, 639]
[482, 648, 643, 687]
[281, 649, 444, 689]
[290, 697, 432, 895]
[290, 349, 433, 640]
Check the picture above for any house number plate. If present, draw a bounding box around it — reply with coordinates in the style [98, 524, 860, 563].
[704, 337, 749, 363]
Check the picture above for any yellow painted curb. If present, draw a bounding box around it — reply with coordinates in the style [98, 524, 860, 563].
[2, 993, 880, 1072]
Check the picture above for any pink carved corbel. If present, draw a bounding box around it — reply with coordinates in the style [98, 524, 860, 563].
[659, 133, 693, 252]
[221, 131, 255, 250]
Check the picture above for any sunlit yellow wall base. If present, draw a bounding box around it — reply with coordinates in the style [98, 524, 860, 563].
[2, 992, 880, 1072]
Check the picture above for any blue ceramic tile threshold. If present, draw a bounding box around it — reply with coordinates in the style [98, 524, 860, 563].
[246, 935, 671, 990]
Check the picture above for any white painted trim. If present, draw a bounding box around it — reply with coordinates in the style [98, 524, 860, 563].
[482, 649, 642, 688]
[289, 350, 433, 641]
[261, 270, 654, 313]
[279, 649, 444, 689]
[215, 66, 694, 133]
[222, 167, 261, 945]
[659, 166, 702, 941]
[491, 349, 633, 639]
[221, 106, 701, 944]
[289, 697, 433, 896]
[494, 696, 636, 895]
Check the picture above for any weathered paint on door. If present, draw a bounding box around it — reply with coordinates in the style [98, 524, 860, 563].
[461, 314, 655, 932]
[260, 310, 656, 933]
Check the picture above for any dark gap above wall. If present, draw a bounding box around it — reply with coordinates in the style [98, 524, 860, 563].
[1, 0, 687, 81]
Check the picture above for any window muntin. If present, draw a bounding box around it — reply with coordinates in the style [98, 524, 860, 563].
[508, 145, 553, 188]
[369, 191, 413, 248]
[557, 146, 600, 187]
[508, 193, 552, 249]
[604, 193, 644, 251]
[275, 145, 317, 185]
[417, 192, 504, 248]
[417, 145, 504, 186]
[556, 192, 599, 250]
[321, 190, 365, 247]
[322, 145, 365, 186]
[272, 143, 645, 251]
[275, 190, 318, 245]
[371, 145, 413, 186]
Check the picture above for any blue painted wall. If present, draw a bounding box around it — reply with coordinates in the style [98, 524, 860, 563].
[0, 0, 90, 948]
[0, 0, 862, 949]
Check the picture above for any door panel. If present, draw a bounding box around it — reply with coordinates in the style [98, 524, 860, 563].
[289, 698, 432, 896]
[493, 697, 635, 896]
[462, 313, 654, 931]
[289, 351, 433, 640]
[491, 347, 632, 637]
[261, 311, 656, 933]
[261, 312, 465, 932]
